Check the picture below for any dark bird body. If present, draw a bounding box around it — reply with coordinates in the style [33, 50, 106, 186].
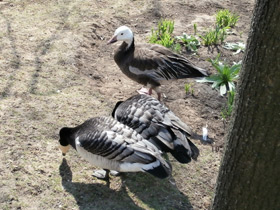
[108, 26, 208, 99]
[58, 116, 171, 179]
[112, 94, 199, 163]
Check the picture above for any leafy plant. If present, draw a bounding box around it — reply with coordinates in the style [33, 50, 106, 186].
[223, 42, 245, 54]
[221, 90, 235, 119]
[199, 26, 229, 46]
[176, 33, 200, 53]
[216, 9, 239, 28]
[197, 54, 241, 95]
[172, 43, 182, 53]
[149, 20, 175, 48]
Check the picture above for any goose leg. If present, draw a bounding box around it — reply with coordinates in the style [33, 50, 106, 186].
[92, 169, 110, 180]
[92, 169, 120, 179]
[110, 170, 121, 176]
[137, 87, 149, 95]
[157, 92, 161, 101]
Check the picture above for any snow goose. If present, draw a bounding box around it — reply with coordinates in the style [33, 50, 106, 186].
[112, 94, 199, 163]
[108, 25, 208, 100]
[59, 116, 171, 180]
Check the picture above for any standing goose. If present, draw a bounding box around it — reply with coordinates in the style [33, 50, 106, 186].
[108, 25, 208, 100]
[112, 94, 199, 164]
[59, 116, 171, 180]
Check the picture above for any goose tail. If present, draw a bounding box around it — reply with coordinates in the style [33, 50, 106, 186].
[142, 158, 172, 179]
[168, 56, 209, 78]
[180, 63, 209, 78]
[169, 129, 200, 163]
[170, 139, 199, 163]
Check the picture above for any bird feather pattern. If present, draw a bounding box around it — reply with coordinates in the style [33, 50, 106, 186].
[112, 94, 199, 163]
[77, 117, 159, 164]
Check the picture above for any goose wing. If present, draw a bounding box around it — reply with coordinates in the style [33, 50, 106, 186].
[113, 95, 199, 162]
[128, 43, 208, 82]
[113, 95, 192, 151]
[76, 117, 160, 164]
[114, 94, 192, 136]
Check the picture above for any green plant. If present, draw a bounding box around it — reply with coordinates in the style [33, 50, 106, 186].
[149, 19, 175, 48]
[193, 23, 197, 35]
[172, 43, 182, 53]
[223, 42, 245, 54]
[216, 9, 239, 28]
[199, 26, 228, 46]
[221, 90, 235, 119]
[185, 83, 194, 95]
[176, 33, 200, 52]
[197, 54, 241, 95]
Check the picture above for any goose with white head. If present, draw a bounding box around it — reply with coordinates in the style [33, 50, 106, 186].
[108, 25, 208, 100]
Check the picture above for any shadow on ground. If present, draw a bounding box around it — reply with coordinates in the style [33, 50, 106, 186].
[59, 159, 193, 210]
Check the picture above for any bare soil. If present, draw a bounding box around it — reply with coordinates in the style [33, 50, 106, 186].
[0, 0, 254, 209]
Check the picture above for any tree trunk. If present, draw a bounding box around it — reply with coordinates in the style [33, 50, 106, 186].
[211, 0, 280, 209]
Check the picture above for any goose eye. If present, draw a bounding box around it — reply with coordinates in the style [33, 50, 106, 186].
[121, 33, 124, 35]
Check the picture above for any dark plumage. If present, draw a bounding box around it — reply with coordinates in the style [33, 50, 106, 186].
[58, 116, 171, 179]
[112, 94, 199, 164]
[108, 26, 208, 99]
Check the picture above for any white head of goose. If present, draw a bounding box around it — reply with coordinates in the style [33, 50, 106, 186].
[112, 94, 199, 164]
[59, 116, 171, 180]
[108, 25, 208, 100]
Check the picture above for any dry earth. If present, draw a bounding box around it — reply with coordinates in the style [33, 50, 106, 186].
[0, 0, 254, 209]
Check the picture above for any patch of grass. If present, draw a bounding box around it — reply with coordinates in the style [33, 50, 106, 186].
[176, 33, 200, 53]
[149, 19, 175, 48]
[185, 83, 194, 95]
[199, 26, 229, 46]
[196, 54, 241, 95]
[216, 9, 239, 28]
[193, 23, 197, 35]
[198, 9, 239, 46]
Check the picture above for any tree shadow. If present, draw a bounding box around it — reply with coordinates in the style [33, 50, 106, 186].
[59, 158, 144, 210]
[29, 2, 71, 95]
[151, 0, 163, 18]
[30, 35, 57, 94]
[0, 12, 21, 98]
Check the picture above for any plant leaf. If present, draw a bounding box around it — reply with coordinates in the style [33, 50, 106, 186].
[228, 81, 235, 91]
[220, 84, 227, 95]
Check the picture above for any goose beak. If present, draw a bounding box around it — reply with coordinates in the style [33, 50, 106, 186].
[59, 144, 70, 156]
[107, 35, 117, 44]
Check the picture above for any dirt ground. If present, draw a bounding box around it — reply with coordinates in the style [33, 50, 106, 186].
[0, 0, 254, 209]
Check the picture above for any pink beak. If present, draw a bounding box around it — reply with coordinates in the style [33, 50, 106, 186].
[107, 35, 118, 45]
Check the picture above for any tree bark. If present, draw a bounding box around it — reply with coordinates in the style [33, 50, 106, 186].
[211, 0, 280, 209]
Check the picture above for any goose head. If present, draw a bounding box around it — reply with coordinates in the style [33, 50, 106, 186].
[111, 100, 124, 118]
[107, 26, 134, 46]
[59, 127, 71, 156]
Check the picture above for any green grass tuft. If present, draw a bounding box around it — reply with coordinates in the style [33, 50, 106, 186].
[216, 9, 239, 28]
[149, 19, 175, 48]
[185, 83, 194, 95]
[199, 26, 229, 46]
